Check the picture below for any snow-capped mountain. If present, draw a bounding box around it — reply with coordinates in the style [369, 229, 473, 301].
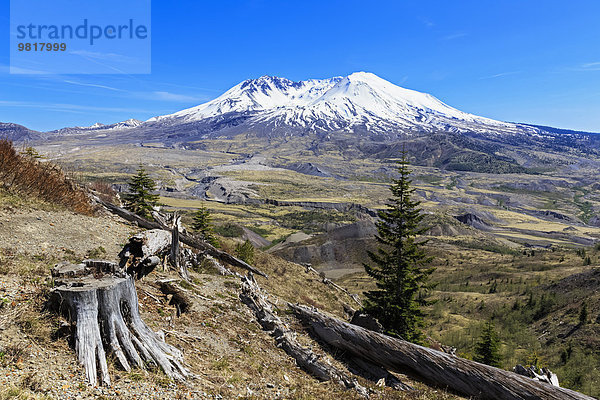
[12, 72, 559, 148]
[52, 119, 142, 135]
[145, 72, 530, 137]
[8, 72, 599, 174]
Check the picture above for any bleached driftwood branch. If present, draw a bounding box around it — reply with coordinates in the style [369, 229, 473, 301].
[93, 195, 268, 278]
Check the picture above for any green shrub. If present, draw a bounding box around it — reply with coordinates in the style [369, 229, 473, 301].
[235, 240, 255, 264]
[214, 223, 244, 238]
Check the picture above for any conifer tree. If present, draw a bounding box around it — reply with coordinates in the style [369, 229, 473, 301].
[362, 152, 435, 343]
[20, 146, 43, 159]
[191, 206, 219, 247]
[579, 302, 588, 325]
[235, 240, 255, 264]
[474, 320, 502, 367]
[122, 165, 160, 219]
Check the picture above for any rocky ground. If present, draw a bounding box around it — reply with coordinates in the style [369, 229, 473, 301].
[0, 207, 135, 261]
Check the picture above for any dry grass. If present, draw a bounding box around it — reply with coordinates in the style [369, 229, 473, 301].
[88, 179, 119, 204]
[0, 249, 56, 278]
[0, 385, 52, 400]
[0, 140, 92, 214]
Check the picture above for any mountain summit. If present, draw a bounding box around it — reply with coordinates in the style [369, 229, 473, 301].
[146, 72, 524, 136]
[10, 72, 553, 146]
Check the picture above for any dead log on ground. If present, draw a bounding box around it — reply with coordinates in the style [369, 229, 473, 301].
[119, 229, 171, 278]
[290, 304, 593, 400]
[50, 260, 188, 386]
[514, 364, 560, 387]
[239, 273, 368, 398]
[93, 196, 268, 278]
[200, 254, 239, 277]
[119, 228, 196, 281]
[304, 264, 362, 307]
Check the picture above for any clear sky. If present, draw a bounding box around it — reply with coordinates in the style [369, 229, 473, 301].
[1, 0, 599, 132]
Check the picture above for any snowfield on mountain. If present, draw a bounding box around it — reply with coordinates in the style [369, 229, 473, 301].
[145, 72, 531, 136]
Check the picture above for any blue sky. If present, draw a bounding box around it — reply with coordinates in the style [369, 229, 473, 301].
[1, 0, 599, 132]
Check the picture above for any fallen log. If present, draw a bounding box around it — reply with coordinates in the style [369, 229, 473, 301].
[290, 304, 593, 400]
[119, 229, 171, 278]
[93, 196, 268, 278]
[182, 232, 267, 278]
[514, 364, 560, 387]
[239, 273, 368, 398]
[119, 229, 198, 281]
[304, 264, 362, 307]
[50, 260, 188, 386]
[201, 254, 239, 277]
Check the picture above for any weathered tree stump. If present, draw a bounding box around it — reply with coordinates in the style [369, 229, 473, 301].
[50, 260, 188, 386]
[170, 215, 191, 281]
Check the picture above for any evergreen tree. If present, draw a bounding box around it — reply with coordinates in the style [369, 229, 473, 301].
[20, 146, 43, 159]
[579, 302, 588, 325]
[474, 320, 502, 367]
[583, 256, 591, 266]
[122, 165, 160, 219]
[191, 206, 219, 247]
[235, 240, 255, 264]
[362, 152, 435, 343]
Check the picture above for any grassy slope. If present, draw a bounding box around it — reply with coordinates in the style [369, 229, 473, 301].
[31, 142, 600, 396]
[339, 239, 600, 397]
[0, 192, 463, 400]
[161, 193, 600, 396]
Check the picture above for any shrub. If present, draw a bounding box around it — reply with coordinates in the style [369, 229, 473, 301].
[86, 246, 107, 259]
[0, 140, 92, 214]
[579, 303, 588, 325]
[235, 240, 255, 264]
[214, 223, 244, 238]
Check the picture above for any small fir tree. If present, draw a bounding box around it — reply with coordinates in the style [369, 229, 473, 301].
[474, 320, 502, 367]
[191, 206, 219, 247]
[20, 146, 43, 159]
[579, 302, 588, 325]
[122, 165, 160, 219]
[362, 152, 435, 343]
[235, 240, 255, 264]
[583, 256, 591, 266]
